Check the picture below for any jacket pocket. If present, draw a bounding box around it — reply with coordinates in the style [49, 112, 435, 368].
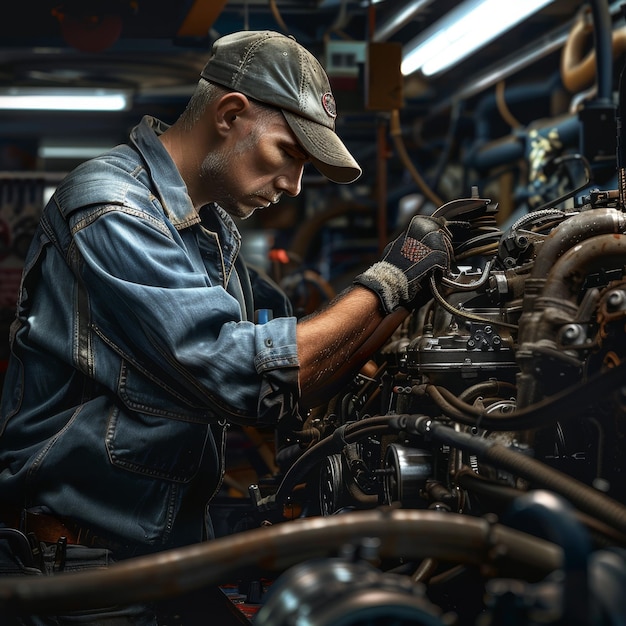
[106, 404, 210, 483]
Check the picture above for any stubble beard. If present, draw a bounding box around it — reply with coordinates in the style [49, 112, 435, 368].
[200, 131, 267, 220]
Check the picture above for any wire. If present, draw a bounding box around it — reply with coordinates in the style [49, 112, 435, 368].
[269, 0, 289, 33]
[390, 109, 444, 208]
[429, 274, 519, 330]
[495, 80, 522, 129]
[422, 358, 626, 432]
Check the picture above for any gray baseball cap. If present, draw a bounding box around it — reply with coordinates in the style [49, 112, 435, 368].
[200, 30, 362, 184]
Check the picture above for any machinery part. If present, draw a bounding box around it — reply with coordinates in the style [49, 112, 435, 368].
[0, 509, 562, 615]
[384, 443, 432, 508]
[320, 453, 346, 516]
[254, 557, 450, 626]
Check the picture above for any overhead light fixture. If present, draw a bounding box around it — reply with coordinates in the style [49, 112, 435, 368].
[39, 139, 116, 160]
[401, 0, 556, 77]
[0, 87, 132, 111]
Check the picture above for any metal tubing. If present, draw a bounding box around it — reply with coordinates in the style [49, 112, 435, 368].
[0, 509, 562, 615]
[590, 0, 614, 104]
[529, 208, 626, 281]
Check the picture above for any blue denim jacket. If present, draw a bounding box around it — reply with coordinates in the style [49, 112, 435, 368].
[0, 116, 300, 553]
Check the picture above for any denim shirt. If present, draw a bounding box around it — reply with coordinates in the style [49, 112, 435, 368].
[0, 115, 300, 553]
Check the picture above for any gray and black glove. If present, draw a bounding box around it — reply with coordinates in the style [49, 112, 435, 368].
[354, 215, 452, 314]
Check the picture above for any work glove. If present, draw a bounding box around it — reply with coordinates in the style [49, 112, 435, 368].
[354, 215, 452, 314]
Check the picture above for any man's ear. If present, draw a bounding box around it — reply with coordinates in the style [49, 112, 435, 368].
[214, 92, 251, 135]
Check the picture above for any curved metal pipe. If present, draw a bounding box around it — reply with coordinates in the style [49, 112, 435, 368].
[542, 233, 626, 303]
[520, 232, 626, 349]
[517, 228, 626, 406]
[530, 208, 625, 278]
[516, 232, 626, 407]
[0, 509, 562, 614]
[561, 10, 626, 94]
[520, 208, 626, 319]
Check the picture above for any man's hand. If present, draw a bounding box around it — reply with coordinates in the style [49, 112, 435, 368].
[354, 215, 452, 313]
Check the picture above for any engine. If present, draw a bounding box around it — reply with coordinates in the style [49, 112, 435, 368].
[4, 129, 626, 626]
[248, 172, 626, 625]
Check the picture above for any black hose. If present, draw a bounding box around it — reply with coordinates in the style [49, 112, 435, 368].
[424, 358, 626, 431]
[414, 418, 626, 536]
[272, 416, 391, 506]
[275, 360, 626, 507]
[458, 469, 626, 547]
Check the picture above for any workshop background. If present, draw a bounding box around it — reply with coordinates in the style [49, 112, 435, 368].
[0, 0, 598, 367]
[3, 1, 626, 625]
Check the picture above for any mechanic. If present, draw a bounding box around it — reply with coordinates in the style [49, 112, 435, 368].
[0, 30, 451, 624]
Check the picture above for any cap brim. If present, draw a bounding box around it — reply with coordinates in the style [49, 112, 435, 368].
[282, 110, 362, 184]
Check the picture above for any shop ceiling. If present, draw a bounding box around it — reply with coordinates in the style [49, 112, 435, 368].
[0, 0, 617, 169]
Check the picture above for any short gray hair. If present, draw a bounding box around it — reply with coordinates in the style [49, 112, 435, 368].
[178, 79, 284, 130]
[178, 79, 228, 129]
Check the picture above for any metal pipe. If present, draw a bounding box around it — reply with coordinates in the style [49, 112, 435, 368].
[430, 1, 624, 116]
[520, 208, 626, 318]
[590, 0, 614, 104]
[0, 509, 562, 614]
[542, 233, 626, 303]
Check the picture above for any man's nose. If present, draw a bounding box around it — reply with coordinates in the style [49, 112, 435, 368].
[276, 162, 304, 197]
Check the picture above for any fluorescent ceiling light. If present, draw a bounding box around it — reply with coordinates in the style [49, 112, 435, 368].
[401, 0, 555, 77]
[39, 140, 115, 160]
[0, 87, 131, 111]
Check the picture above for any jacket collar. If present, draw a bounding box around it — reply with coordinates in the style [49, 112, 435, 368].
[129, 115, 201, 229]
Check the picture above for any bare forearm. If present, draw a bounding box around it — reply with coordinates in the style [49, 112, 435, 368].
[294, 214, 451, 409]
[296, 286, 399, 407]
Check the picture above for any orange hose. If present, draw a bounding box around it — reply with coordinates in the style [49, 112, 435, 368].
[561, 11, 626, 93]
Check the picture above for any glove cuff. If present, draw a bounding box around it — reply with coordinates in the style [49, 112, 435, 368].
[353, 261, 411, 314]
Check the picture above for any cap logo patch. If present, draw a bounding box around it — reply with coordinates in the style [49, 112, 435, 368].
[321, 92, 337, 119]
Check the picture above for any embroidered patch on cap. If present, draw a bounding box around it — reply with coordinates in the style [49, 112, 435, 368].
[321, 92, 337, 118]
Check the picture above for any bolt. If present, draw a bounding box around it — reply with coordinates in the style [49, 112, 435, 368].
[607, 290, 625, 310]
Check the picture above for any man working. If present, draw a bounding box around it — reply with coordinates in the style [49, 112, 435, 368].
[0, 30, 451, 623]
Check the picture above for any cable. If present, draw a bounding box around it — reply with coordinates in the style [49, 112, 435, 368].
[429, 274, 519, 330]
[390, 109, 444, 208]
[269, 0, 289, 33]
[495, 81, 522, 129]
[421, 358, 626, 431]
[413, 418, 626, 536]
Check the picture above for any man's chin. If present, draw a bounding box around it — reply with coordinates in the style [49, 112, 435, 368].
[221, 203, 256, 220]
[239, 207, 257, 220]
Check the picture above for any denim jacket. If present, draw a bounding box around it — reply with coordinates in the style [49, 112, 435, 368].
[0, 116, 300, 553]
